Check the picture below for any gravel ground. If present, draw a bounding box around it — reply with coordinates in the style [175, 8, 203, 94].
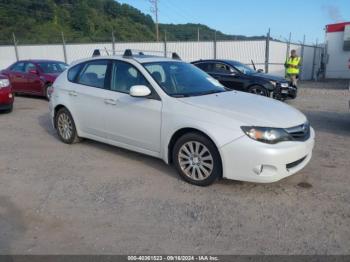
[0, 80, 349, 255]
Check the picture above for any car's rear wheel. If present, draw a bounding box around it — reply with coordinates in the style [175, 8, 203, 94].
[55, 108, 80, 144]
[248, 85, 269, 97]
[173, 133, 222, 186]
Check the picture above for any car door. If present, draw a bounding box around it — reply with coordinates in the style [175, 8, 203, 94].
[104, 60, 162, 153]
[8, 62, 26, 92]
[24, 62, 43, 94]
[210, 63, 245, 91]
[71, 59, 112, 139]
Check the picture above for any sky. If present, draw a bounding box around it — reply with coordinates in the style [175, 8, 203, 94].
[118, 0, 350, 44]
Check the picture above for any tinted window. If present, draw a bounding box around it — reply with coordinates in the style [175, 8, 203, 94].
[229, 61, 255, 74]
[68, 63, 83, 82]
[195, 62, 211, 72]
[24, 63, 36, 73]
[37, 62, 68, 74]
[143, 61, 226, 97]
[77, 60, 109, 89]
[11, 62, 25, 72]
[213, 63, 232, 74]
[111, 61, 150, 93]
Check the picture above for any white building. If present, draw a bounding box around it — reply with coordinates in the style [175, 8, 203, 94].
[325, 22, 350, 79]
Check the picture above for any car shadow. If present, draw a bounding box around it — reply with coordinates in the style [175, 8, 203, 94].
[14, 93, 47, 101]
[0, 196, 26, 254]
[37, 112, 178, 180]
[303, 110, 350, 137]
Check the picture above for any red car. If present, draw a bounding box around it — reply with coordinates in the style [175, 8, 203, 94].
[1, 60, 68, 100]
[0, 74, 14, 112]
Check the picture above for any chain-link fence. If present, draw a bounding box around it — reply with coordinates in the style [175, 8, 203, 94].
[0, 31, 324, 80]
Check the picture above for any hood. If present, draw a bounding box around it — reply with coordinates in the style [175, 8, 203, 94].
[251, 72, 287, 82]
[0, 74, 8, 80]
[179, 91, 306, 128]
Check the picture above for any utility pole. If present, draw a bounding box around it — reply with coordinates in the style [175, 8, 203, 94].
[150, 0, 159, 42]
[197, 27, 200, 42]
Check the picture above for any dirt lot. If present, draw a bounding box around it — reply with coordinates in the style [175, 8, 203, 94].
[0, 80, 349, 255]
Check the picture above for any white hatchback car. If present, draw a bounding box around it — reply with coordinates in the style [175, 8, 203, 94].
[49, 50, 315, 186]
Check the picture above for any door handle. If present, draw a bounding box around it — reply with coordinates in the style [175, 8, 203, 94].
[104, 98, 117, 105]
[68, 91, 78, 97]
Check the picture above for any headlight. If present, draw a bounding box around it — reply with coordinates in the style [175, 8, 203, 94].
[241, 126, 291, 144]
[269, 80, 277, 87]
[0, 79, 10, 88]
[280, 82, 289, 88]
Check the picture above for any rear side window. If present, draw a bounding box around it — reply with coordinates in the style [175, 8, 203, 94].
[67, 64, 83, 82]
[76, 60, 109, 89]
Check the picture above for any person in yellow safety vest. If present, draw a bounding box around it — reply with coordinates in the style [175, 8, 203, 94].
[285, 49, 301, 87]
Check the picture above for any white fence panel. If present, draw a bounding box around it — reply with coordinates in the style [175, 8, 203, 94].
[268, 41, 288, 77]
[0, 46, 17, 70]
[269, 41, 287, 64]
[114, 42, 164, 56]
[66, 43, 112, 63]
[18, 45, 64, 62]
[301, 46, 314, 80]
[216, 40, 266, 64]
[167, 41, 214, 62]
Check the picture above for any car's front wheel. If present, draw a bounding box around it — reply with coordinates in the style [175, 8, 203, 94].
[248, 85, 269, 97]
[55, 107, 80, 144]
[44, 84, 52, 100]
[173, 133, 222, 186]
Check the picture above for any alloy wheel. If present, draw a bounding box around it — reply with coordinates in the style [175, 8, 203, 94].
[178, 141, 214, 181]
[57, 113, 73, 140]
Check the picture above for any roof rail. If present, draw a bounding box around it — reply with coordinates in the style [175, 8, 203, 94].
[172, 52, 181, 60]
[123, 49, 133, 58]
[92, 49, 101, 57]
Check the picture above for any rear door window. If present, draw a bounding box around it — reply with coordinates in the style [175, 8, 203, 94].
[213, 63, 232, 74]
[24, 63, 37, 73]
[195, 62, 212, 72]
[77, 60, 110, 89]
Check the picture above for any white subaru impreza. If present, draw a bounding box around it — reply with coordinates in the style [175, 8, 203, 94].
[49, 50, 315, 186]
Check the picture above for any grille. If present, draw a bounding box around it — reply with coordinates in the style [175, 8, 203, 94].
[285, 122, 310, 141]
[286, 156, 307, 170]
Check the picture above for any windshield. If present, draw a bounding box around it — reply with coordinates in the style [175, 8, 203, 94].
[37, 62, 68, 74]
[230, 61, 255, 75]
[143, 61, 226, 97]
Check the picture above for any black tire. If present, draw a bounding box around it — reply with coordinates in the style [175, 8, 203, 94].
[55, 107, 80, 144]
[7, 104, 13, 113]
[248, 85, 269, 97]
[172, 132, 222, 186]
[44, 84, 51, 101]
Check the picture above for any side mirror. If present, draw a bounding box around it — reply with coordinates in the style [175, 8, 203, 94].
[129, 85, 151, 97]
[257, 69, 264, 73]
[29, 69, 38, 75]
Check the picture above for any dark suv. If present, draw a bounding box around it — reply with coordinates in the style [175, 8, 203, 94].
[192, 59, 297, 100]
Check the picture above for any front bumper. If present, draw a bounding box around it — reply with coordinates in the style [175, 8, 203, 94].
[274, 85, 297, 100]
[220, 127, 315, 183]
[0, 87, 14, 109]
